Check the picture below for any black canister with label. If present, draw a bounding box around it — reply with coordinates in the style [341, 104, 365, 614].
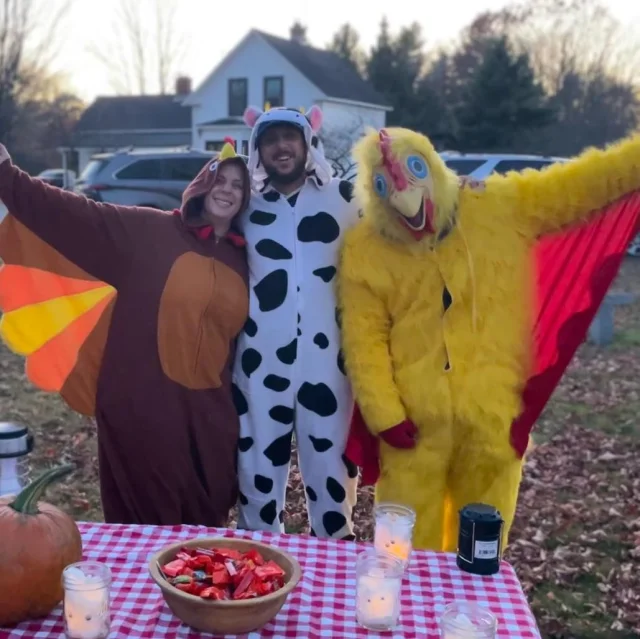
[456, 503, 504, 576]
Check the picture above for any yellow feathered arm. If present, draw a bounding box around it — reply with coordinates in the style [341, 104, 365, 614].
[337, 229, 407, 434]
[483, 134, 640, 238]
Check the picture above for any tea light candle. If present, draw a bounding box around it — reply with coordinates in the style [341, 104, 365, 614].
[62, 562, 111, 639]
[355, 550, 404, 631]
[440, 602, 498, 639]
[373, 502, 416, 566]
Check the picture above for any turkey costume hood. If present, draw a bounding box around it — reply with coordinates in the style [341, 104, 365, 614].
[0, 141, 253, 527]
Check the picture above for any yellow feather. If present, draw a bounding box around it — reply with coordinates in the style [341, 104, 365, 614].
[219, 142, 237, 161]
[0, 286, 114, 355]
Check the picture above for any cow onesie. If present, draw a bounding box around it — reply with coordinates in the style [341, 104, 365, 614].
[233, 105, 361, 539]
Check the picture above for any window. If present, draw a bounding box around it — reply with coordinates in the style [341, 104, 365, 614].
[228, 78, 247, 116]
[443, 159, 487, 175]
[205, 140, 226, 152]
[163, 158, 210, 181]
[116, 159, 165, 180]
[241, 140, 249, 156]
[77, 159, 108, 184]
[264, 76, 284, 108]
[492, 159, 555, 174]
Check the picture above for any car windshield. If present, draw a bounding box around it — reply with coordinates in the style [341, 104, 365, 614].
[77, 159, 108, 184]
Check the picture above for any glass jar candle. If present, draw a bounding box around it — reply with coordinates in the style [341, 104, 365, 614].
[440, 601, 498, 639]
[355, 549, 404, 631]
[62, 562, 112, 639]
[373, 502, 416, 567]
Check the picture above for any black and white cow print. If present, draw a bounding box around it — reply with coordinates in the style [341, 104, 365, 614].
[233, 176, 361, 539]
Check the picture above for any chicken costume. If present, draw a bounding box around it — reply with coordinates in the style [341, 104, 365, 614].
[233, 105, 361, 539]
[338, 127, 640, 552]
[0, 142, 252, 526]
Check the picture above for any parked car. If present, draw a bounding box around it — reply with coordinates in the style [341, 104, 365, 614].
[74, 148, 227, 210]
[439, 151, 567, 178]
[439, 151, 640, 257]
[37, 168, 76, 190]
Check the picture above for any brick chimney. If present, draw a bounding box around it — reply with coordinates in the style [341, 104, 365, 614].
[290, 21, 307, 45]
[175, 76, 192, 96]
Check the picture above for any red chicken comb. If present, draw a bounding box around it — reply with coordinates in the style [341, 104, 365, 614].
[224, 136, 236, 146]
[378, 129, 407, 191]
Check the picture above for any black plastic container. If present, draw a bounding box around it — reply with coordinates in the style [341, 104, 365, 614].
[456, 503, 504, 576]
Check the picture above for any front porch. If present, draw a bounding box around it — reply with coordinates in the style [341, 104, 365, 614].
[194, 118, 251, 156]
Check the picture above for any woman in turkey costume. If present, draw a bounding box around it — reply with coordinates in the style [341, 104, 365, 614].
[0, 141, 251, 526]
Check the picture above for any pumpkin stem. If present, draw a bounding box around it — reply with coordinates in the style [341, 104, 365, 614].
[9, 464, 76, 515]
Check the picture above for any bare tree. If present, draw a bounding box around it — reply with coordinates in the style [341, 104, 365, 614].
[457, 0, 640, 92]
[90, 0, 188, 95]
[0, 0, 70, 142]
[320, 118, 365, 181]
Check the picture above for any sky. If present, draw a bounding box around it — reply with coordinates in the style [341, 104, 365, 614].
[36, 0, 640, 104]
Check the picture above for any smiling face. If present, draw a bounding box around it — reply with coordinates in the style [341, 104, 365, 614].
[257, 123, 307, 185]
[204, 161, 246, 221]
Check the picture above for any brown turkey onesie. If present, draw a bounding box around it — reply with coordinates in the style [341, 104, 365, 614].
[0, 142, 251, 526]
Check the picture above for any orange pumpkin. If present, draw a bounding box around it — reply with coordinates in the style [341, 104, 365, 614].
[0, 464, 83, 626]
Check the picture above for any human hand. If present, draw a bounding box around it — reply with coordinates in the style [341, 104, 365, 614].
[379, 419, 418, 449]
[0, 144, 9, 166]
[459, 175, 485, 191]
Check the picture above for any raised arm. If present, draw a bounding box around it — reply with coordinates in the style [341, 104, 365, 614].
[483, 134, 640, 238]
[0, 146, 154, 286]
[338, 246, 406, 435]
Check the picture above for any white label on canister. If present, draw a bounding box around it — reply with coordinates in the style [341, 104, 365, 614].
[474, 539, 499, 559]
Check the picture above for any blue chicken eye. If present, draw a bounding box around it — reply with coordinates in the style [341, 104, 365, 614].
[373, 173, 388, 197]
[406, 155, 428, 179]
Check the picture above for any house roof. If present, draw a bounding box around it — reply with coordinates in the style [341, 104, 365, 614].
[75, 95, 191, 131]
[254, 30, 388, 107]
[72, 130, 191, 149]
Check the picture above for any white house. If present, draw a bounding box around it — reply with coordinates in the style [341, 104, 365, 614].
[71, 28, 391, 175]
[183, 29, 391, 162]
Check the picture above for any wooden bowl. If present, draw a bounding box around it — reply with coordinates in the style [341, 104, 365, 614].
[148, 536, 302, 635]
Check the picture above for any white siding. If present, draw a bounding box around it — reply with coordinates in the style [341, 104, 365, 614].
[190, 32, 325, 151]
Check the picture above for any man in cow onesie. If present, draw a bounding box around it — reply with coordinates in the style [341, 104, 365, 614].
[232, 104, 361, 539]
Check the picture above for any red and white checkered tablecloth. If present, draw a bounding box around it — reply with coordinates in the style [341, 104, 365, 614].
[1, 522, 540, 639]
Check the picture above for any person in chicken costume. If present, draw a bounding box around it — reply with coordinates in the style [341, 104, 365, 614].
[338, 126, 640, 552]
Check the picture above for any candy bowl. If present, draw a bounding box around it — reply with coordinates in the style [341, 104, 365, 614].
[148, 537, 302, 635]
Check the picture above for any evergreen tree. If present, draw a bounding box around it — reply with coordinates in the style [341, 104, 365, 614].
[366, 19, 426, 128]
[455, 36, 555, 151]
[328, 24, 364, 73]
[366, 18, 395, 96]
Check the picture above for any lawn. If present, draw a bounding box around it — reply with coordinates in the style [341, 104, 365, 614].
[2, 260, 640, 638]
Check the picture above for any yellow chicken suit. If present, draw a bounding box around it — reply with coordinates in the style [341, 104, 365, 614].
[337, 127, 640, 552]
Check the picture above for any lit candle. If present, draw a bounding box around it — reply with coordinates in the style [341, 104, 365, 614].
[355, 550, 404, 631]
[440, 602, 498, 639]
[62, 562, 111, 639]
[373, 502, 416, 567]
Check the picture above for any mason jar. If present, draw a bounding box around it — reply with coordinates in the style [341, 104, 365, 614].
[355, 549, 404, 631]
[62, 562, 112, 639]
[373, 502, 416, 567]
[440, 601, 498, 638]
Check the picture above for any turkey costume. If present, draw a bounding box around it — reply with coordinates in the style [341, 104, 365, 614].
[338, 127, 640, 552]
[233, 105, 361, 538]
[0, 142, 251, 526]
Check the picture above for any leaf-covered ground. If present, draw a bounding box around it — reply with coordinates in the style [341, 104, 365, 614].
[2, 260, 640, 638]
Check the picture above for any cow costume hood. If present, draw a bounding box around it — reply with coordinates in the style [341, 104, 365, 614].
[243, 105, 333, 191]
